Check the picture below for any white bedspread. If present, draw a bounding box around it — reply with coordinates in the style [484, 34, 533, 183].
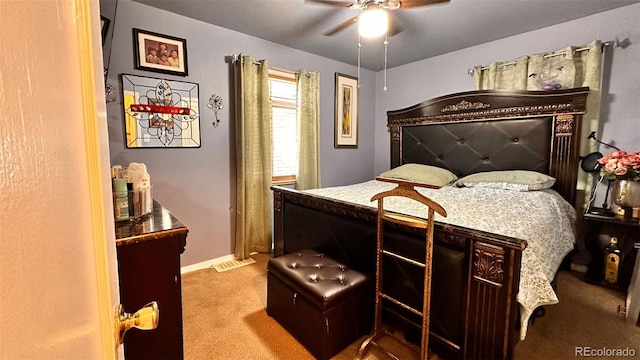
[303, 180, 576, 340]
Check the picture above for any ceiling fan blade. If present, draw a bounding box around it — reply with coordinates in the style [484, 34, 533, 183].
[324, 16, 358, 36]
[396, 0, 450, 9]
[388, 15, 404, 36]
[305, 0, 358, 8]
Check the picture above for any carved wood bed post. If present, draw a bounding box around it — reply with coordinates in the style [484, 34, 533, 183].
[550, 113, 582, 206]
[390, 124, 401, 169]
[466, 240, 523, 359]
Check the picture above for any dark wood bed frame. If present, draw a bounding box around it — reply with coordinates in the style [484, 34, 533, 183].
[271, 87, 589, 359]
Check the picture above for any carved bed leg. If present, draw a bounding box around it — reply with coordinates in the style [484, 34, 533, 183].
[465, 241, 521, 360]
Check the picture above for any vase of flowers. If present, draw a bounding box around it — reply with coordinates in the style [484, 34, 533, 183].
[612, 179, 640, 208]
[598, 151, 640, 213]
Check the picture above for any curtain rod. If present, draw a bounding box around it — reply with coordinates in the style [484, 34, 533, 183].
[467, 39, 622, 76]
[270, 66, 298, 75]
[231, 54, 298, 74]
[232, 54, 261, 65]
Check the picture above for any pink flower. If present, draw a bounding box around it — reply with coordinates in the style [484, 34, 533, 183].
[598, 150, 640, 181]
[614, 167, 628, 176]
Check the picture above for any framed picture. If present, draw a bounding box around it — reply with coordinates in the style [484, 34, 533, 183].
[133, 28, 188, 76]
[334, 73, 358, 148]
[100, 16, 110, 44]
[121, 73, 200, 148]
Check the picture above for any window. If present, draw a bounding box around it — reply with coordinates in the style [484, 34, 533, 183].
[269, 69, 297, 184]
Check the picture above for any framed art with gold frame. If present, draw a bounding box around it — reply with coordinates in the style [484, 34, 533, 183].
[334, 73, 358, 148]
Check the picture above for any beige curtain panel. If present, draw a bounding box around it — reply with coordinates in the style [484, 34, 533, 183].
[296, 70, 321, 190]
[473, 40, 603, 206]
[233, 55, 272, 260]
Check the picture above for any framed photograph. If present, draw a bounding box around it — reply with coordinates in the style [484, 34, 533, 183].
[133, 28, 188, 76]
[100, 16, 110, 44]
[121, 73, 200, 148]
[334, 73, 358, 148]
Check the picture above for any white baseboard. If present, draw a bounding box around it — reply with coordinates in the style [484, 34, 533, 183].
[181, 254, 235, 274]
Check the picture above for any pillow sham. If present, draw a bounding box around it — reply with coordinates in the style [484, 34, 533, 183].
[455, 170, 556, 191]
[377, 163, 458, 187]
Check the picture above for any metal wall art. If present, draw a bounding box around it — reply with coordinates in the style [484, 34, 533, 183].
[121, 74, 200, 148]
[207, 95, 223, 127]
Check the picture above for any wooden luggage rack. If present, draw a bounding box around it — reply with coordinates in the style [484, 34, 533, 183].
[357, 178, 447, 360]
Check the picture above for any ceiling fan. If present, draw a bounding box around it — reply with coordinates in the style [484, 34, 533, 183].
[307, 0, 450, 37]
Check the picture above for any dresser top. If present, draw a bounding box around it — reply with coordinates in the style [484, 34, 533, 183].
[115, 200, 188, 245]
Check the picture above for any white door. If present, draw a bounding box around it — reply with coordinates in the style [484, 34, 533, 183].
[0, 0, 120, 358]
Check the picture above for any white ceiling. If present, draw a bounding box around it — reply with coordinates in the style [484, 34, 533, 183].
[132, 0, 638, 71]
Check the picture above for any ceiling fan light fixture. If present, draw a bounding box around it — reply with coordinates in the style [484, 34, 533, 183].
[358, 8, 388, 38]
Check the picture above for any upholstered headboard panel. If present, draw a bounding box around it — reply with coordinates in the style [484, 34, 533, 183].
[387, 88, 590, 205]
[401, 117, 552, 178]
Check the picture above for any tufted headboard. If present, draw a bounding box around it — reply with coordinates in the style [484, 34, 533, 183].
[387, 88, 589, 205]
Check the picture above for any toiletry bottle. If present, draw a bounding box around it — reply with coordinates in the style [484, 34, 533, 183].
[111, 165, 122, 179]
[113, 176, 129, 221]
[127, 181, 135, 218]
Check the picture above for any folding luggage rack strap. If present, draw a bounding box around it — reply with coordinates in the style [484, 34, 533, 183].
[357, 178, 447, 360]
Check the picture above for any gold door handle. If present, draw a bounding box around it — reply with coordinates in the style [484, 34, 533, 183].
[115, 301, 159, 344]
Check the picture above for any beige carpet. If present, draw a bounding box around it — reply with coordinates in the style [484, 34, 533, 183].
[181, 253, 640, 359]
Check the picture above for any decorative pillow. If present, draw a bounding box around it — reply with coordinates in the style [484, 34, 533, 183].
[377, 163, 458, 187]
[455, 170, 556, 191]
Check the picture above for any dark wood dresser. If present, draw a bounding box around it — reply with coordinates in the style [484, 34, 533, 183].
[115, 200, 188, 359]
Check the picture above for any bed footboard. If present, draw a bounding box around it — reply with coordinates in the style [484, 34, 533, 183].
[272, 186, 525, 360]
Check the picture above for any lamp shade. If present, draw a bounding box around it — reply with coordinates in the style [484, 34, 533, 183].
[581, 152, 603, 173]
[359, 9, 388, 38]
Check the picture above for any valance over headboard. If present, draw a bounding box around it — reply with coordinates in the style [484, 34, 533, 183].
[386, 87, 590, 205]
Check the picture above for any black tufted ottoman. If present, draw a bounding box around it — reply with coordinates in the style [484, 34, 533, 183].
[267, 249, 372, 360]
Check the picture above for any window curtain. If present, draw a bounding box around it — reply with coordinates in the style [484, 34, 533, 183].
[473, 40, 603, 207]
[295, 70, 321, 190]
[233, 55, 272, 260]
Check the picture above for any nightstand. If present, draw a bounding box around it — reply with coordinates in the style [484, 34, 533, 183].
[584, 213, 640, 291]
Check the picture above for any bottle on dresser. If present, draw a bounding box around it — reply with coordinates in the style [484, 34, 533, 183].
[112, 165, 130, 221]
[604, 236, 622, 284]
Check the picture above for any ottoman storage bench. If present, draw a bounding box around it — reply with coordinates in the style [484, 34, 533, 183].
[267, 249, 372, 359]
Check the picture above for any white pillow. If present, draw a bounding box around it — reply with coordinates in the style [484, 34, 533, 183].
[377, 163, 458, 187]
[455, 170, 556, 191]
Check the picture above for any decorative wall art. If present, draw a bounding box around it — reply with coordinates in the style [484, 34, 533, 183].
[207, 94, 224, 127]
[121, 74, 200, 148]
[133, 28, 188, 76]
[334, 73, 358, 148]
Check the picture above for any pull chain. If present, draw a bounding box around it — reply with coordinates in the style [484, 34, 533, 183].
[357, 32, 361, 88]
[383, 31, 388, 91]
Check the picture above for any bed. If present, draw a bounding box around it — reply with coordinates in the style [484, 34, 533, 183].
[271, 87, 589, 359]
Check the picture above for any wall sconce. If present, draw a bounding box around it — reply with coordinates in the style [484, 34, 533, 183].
[207, 95, 223, 127]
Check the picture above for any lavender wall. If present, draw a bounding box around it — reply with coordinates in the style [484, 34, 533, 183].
[103, 0, 376, 265]
[103, 0, 638, 266]
[374, 3, 640, 179]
